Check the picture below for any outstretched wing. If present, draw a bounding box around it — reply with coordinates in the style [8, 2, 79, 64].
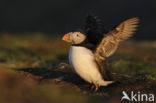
[94, 17, 139, 61]
[84, 13, 103, 45]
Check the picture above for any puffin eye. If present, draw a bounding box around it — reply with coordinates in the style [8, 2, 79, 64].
[76, 34, 79, 37]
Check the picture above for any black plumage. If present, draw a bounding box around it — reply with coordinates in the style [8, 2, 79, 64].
[74, 13, 104, 50]
[84, 13, 104, 45]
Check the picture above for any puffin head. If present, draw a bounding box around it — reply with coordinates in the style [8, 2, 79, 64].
[62, 32, 86, 44]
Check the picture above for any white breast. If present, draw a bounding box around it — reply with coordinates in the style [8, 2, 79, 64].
[69, 46, 104, 85]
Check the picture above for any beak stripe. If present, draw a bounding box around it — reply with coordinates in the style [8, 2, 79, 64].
[62, 33, 71, 42]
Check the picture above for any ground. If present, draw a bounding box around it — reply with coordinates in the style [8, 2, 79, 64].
[0, 32, 156, 103]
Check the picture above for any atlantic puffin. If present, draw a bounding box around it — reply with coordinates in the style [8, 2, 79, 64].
[62, 14, 139, 92]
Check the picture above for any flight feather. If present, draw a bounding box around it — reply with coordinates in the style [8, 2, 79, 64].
[94, 17, 139, 61]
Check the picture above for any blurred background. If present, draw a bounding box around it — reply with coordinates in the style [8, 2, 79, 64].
[0, 1, 156, 103]
[0, 0, 156, 40]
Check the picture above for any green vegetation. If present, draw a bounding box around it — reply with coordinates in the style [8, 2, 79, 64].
[0, 32, 156, 103]
[0, 32, 69, 68]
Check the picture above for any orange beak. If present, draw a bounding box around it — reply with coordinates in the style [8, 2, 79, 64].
[62, 33, 72, 42]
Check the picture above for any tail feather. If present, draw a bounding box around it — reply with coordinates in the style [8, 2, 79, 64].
[99, 80, 114, 86]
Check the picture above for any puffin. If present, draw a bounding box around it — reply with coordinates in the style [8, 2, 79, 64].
[62, 14, 139, 92]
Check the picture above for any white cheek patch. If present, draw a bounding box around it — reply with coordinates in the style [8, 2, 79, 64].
[71, 33, 86, 44]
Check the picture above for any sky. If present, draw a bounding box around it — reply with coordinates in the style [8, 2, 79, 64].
[0, 0, 156, 40]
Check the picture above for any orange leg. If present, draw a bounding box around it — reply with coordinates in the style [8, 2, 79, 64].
[90, 84, 95, 92]
[90, 85, 99, 92]
[94, 86, 99, 92]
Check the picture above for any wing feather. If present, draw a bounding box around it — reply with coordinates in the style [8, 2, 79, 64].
[84, 13, 103, 45]
[94, 17, 139, 61]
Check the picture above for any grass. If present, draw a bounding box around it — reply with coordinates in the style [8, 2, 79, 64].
[0, 32, 69, 67]
[0, 32, 156, 103]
